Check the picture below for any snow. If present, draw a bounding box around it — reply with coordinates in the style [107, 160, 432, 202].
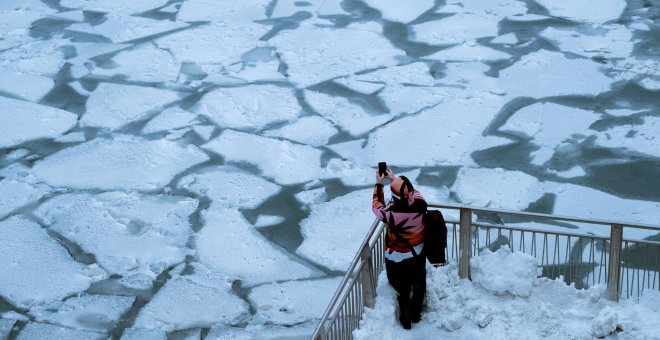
[193, 85, 300, 131]
[248, 277, 342, 325]
[294, 187, 327, 206]
[91, 45, 181, 83]
[36, 192, 198, 288]
[33, 135, 209, 191]
[410, 13, 499, 45]
[178, 166, 280, 210]
[296, 188, 378, 271]
[16, 322, 104, 340]
[304, 90, 393, 137]
[196, 208, 321, 286]
[540, 26, 634, 59]
[0, 97, 78, 149]
[594, 115, 660, 158]
[549, 165, 587, 178]
[0, 216, 103, 309]
[363, 0, 435, 23]
[536, 0, 627, 24]
[499, 102, 601, 165]
[203, 130, 322, 185]
[0, 179, 51, 220]
[264, 116, 337, 147]
[499, 50, 613, 98]
[0, 70, 53, 102]
[452, 167, 546, 211]
[206, 323, 316, 340]
[29, 294, 135, 333]
[269, 22, 404, 87]
[428, 45, 511, 62]
[355, 247, 660, 339]
[254, 214, 286, 228]
[142, 107, 198, 134]
[80, 83, 181, 130]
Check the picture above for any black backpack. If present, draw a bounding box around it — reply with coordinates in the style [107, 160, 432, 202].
[424, 209, 448, 265]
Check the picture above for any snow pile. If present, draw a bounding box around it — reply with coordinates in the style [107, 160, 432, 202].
[355, 247, 660, 339]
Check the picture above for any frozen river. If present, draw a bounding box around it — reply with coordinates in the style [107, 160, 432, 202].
[0, 0, 659, 338]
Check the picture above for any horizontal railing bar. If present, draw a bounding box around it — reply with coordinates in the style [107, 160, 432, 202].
[467, 221, 610, 239]
[429, 202, 660, 231]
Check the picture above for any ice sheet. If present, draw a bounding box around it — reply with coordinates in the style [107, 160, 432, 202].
[499, 50, 613, 98]
[67, 15, 187, 43]
[195, 208, 321, 286]
[30, 294, 135, 333]
[594, 116, 660, 158]
[264, 116, 337, 147]
[16, 322, 104, 340]
[0, 179, 50, 220]
[0, 70, 53, 102]
[91, 45, 181, 83]
[0, 97, 78, 149]
[142, 108, 199, 134]
[452, 167, 546, 211]
[178, 166, 280, 209]
[33, 135, 209, 191]
[442, 0, 527, 17]
[203, 130, 321, 185]
[540, 26, 633, 59]
[410, 13, 499, 45]
[36, 192, 197, 286]
[248, 277, 342, 325]
[536, 0, 626, 24]
[177, 0, 270, 21]
[296, 188, 377, 271]
[353, 62, 434, 86]
[133, 276, 248, 331]
[120, 328, 167, 340]
[363, 0, 434, 23]
[304, 90, 392, 137]
[81, 83, 181, 130]
[193, 85, 300, 131]
[0, 216, 103, 309]
[0, 39, 65, 76]
[428, 45, 511, 62]
[60, 0, 169, 16]
[269, 22, 404, 87]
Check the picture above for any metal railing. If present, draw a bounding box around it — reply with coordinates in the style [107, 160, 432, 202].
[311, 203, 660, 340]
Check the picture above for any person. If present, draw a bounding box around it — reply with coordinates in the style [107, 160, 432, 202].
[372, 166, 427, 330]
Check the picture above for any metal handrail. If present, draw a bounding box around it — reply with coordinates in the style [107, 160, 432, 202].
[312, 202, 660, 340]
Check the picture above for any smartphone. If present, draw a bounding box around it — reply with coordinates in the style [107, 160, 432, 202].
[378, 162, 387, 177]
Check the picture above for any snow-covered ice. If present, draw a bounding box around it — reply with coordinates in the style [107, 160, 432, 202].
[120, 328, 166, 340]
[248, 277, 342, 325]
[0, 97, 78, 149]
[0, 179, 51, 220]
[176, 0, 270, 21]
[363, 0, 434, 23]
[33, 135, 209, 191]
[67, 15, 188, 43]
[16, 322, 105, 340]
[91, 45, 181, 83]
[594, 115, 660, 158]
[429, 45, 511, 63]
[196, 208, 321, 286]
[411, 13, 499, 45]
[0, 319, 14, 339]
[0, 216, 103, 309]
[0, 70, 53, 102]
[142, 107, 199, 134]
[81, 83, 181, 130]
[264, 116, 337, 147]
[540, 26, 634, 59]
[203, 130, 321, 185]
[60, 0, 168, 16]
[536, 0, 627, 24]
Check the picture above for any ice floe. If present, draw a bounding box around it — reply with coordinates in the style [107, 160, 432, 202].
[499, 50, 613, 98]
[60, 0, 169, 16]
[264, 116, 337, 147]
[491, 33, 519, 45]
[67, 15, 188, 43]
[321, 158, 374, 186]
[429, 45, 511, 63]
[0, 319, 14, 339]
[0, 179, 51, 220]
[142, 107, 198, 134]
[363, 0, 434, 23]
[177, 0, 270, 21]
[0, 69, 53, 102]
[0, 39, 65, 76]
[499, 102, 601, 165]
[269, 22, 404, 87]
[91, 45, 181, 83]
[196, 208, 321, 286]
[536, 0, 626, 24]
[248, 277, 342, 325]
[410, 13, 499, 45]
[254, 214, 286, 228]
[193, 85, 300, 131]
[178, 166, 280, 210]
[354, 62, 435, 86]
[304, 90, 392, 137]
[0, 216, 103, 309]
[120, 328, 166, 340]
[270, 0, 323, 18]
[203, 130, 321, 185]
[442, 0, 527, 17]
[54, 132, 86, 143]
[452, 167, 546, 211]
[294, 187, 327, 206]
[540, 25, 634, 59]
[0, 97, 78, 149]
[33, 135, 208, 191]
[594, 116, 660, 158]
[133, 273, 249, 331]
[192, 125, 215, 141]
[36, 192, 198, 288]
[81, 83, 181, 130]
[17, 322, 105, 340]
[29, 294, 135, 333]
[206, 323, 316, 340]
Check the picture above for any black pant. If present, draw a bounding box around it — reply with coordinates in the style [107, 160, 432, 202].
[385, 253, 426, 324]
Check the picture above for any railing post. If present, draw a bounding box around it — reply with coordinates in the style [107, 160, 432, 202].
[360, 244, 376, 308]
[459, 208, 472, 279]
[606, 223, 623, 301]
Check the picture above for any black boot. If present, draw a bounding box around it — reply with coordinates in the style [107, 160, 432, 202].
[398, 295, 411, 330]
[410, 290, 424, 323]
